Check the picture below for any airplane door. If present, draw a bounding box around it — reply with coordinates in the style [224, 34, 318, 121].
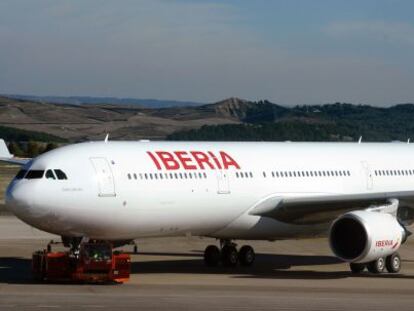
[361, 161, 373, 190]
[216, 170, 230, 194]
[90, 157, 116, 197]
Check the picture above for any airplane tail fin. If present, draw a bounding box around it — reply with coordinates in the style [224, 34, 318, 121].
[0, 139, 13, 159]
[0, 139, 30, 165]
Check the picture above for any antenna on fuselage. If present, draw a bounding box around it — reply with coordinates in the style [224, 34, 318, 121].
[358, 136, 362, 144]
[104, 133, 109, 143]
[408, 138, 410, 144]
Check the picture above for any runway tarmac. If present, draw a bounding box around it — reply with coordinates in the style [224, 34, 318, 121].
[1, 216, 414, 310]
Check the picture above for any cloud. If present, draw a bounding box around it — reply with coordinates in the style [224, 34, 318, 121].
[325, 20, 414, 46]
[0, 1, 413, 106]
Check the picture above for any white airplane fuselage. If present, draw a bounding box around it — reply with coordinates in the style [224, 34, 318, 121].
[6, 141, 414, 241]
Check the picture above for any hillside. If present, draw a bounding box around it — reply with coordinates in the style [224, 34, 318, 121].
[4, 94, 203, 108]
[1, 96, 414, 142]
[169, 102, 414, 142]
[0, 96, 240, 141]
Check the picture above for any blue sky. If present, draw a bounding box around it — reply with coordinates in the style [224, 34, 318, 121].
[0, 0, 413, 105]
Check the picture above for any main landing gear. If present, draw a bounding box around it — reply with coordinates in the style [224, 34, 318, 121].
[349, 252, 401, 274]
[204, 240, 255, 267]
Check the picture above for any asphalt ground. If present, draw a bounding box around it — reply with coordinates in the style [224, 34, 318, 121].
[1, 216, 414, 311]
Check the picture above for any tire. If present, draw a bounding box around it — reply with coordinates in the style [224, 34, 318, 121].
[367, 257, 386, 273]
[386, 253, 401, 273]
[239, 245, 255, 266]
[204, 245, 220, 267]
[349, 262, 365, 274]
[221, 245, 238, 267]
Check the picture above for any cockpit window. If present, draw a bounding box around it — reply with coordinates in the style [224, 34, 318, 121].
[25, 170, 45, 179]
[45, 169, 56, 180]
[54, 169, 67, 180]
[15, 169, 27, 179]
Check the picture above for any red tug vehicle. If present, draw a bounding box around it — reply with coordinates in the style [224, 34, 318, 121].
[32, 240, 131, 283]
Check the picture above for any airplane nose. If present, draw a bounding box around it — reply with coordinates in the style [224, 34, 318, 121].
[6, 181, 34, 215]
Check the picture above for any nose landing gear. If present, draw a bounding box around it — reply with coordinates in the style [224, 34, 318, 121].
[204, 240, 255, 267]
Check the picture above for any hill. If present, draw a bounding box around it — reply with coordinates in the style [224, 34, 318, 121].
[1, 95, 414, 142]
[0, 96, 240, 141]
[168, 102, 414, 142]
[4, 94, 203, 108]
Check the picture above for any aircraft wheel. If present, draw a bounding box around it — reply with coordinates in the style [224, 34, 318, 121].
[349, 262, 366, 274]
[367, 257, 386, 273]
[239, 245, 255, 266]
[221, 245, 238, 267]
[386, 252, 401, 273]
[204, 245, 221, 267]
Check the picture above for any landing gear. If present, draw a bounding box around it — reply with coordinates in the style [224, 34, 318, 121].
[239, 245, 255, 266]
[203, 240, 256, 267]
[350, 253, 401, 274]
[350, 262, 366, 273]
[204, 245, 221, 266]
[367, 257, 386, 273]
[386, 252, 401, 273]
[221, 245, 238, 267]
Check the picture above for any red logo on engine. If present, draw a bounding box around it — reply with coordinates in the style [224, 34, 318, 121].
[375, 240, 394, 248]
[147, 150, 241, 170]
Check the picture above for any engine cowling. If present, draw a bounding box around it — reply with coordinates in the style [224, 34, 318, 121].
[329, 211, 405, 263]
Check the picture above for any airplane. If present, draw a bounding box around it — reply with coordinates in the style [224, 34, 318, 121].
[1, 138, 413, 276]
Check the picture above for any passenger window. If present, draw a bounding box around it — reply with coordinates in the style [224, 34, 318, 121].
[46, 169, 56, 180]
[15, 169, 27, 179]
[54, 169, 68, 180]
[26, 170, 45, 179]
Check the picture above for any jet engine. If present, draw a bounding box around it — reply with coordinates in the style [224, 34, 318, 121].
[329, 210, 406, 264]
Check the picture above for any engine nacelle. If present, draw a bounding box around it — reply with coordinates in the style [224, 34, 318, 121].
[329, 211, 405, 263]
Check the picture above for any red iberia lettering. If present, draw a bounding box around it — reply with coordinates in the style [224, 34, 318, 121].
[375, 240, 393, 248]
[174, 151, 197, 170]
[208, 151, 222, 169]
[147, 151, 161, 170]
[147, 150, 241, 170]
[190, 151, 215, 170]
[155, 151, 180, 170]
[220, 151, 240, 169]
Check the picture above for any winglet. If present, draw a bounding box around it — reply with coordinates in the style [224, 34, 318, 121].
[0, 139, 13, 158]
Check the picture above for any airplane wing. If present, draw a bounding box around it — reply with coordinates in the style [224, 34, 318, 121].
[0, 139, 31, 166]
[249, 191, 414, 224]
